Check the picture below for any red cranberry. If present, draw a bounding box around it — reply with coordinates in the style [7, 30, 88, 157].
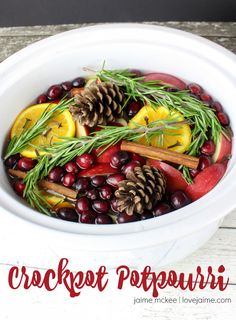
[198, 155, 212, 171]
[92, 200, 110, 214]
[110, 198, 119, 213]
[212, 101, 223, 112]
[64, 161, 78, 174]
[170, 191, 191, 209]
[86, 188, 99, 200]
[99, 185, 113, 200]
[110, 151, 130, 169]
[188, 83, 202, 96]
[79, 211, 96, 224]
[200, 92, 212, 104]
[91, 175, 106, 187]
[47, 85, 62, 100]
[14, 180, 26, 196]
[122, 160, 140, 175]
[57, 207, 78, 222]
[4, 154, 20, 168]
[217, 112, 229, 126]
[36, 94, 48, 104]
[129, 69, 143, 77]
[63, 173, 76, 187]
[95, 215, 113, 224]
[131, 153, 146, 165]
[76, 153, 94, 169]
[48, 166, 64, 182]
[127, 101, 142, 118]
[61, 81, 72, 92]
[75, 177, 90, 192]
[117, 212, 140, 223]
[200, 140, 215, 156]
[106, 173, 125, 188]
[75, 197, 90, 214]
[189, 169, 200, 178]
[153, 202, 172, 216]
[72, 77, 85, 88]
[18, 157, 36, 171]
[140, 211, 153, 220]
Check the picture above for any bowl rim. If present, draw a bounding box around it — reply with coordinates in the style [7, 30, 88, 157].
[0, 23, 236, 246]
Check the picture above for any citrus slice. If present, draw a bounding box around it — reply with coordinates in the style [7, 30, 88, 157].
[41, 191, 75, 210]
[128, 105, 191, 153]
[11, 103, 75, 158]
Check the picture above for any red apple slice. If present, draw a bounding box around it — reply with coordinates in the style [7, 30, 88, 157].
[185, 163, 226, 201]
[146, 159, 188, 192]
[77, 163, 118, 177]
[75, 120, 90, 137]
[212, 132, 232, 163]
[93, 142, 121, 163]
[144, 73, 186, 90]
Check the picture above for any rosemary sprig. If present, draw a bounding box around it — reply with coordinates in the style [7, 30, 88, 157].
[23, 119, 186, 214]
[96, 69, 223, 182]
[4, 97, 73, 159]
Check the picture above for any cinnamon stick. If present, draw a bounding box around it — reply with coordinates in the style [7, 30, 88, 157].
[121, 140, 199, 169]
[8, 169, 78, 199]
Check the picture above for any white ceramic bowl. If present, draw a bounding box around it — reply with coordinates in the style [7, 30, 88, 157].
[0, 23, 236, 269]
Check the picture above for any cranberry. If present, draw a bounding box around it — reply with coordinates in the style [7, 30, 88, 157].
[18, 157, 36, 171]
[200, 140, 215, 156]
[72, 77, 85, 88]
[200, 92, 212, 104]
[129, 69, 143, 77]
[117, 212, 140, 223]
[48, 166, 64, 182]
[170, 191, 191, 209]
[198, 155, 212, 171]
[131, 153, 146, 165]
[212, 101, 223, 112]
[99, 185, 113, 200]
[106, 173, 125, 188]
[91, 175, 106, 187]
[64, 161, 78, 174]
[47, 85, 62, 100]
[61, 81, 72, 92]
[188, 83, 202, 96]
[153, 202, 172, 217]
[75, 177, 90, 192]
[79, 211, 97, 224]
[110, 198, 119, 213]
[75, 197, 90, 214]
[4, 154, 20, 168]
[217, 112, 229, 126]
[189, 169, 199, 178]
[110, 151, 130, 169]
[36, 94, 48, 104]
[127, 101, 142, 118]
[86, 188, 99, 200]
[76, 153, 94, 169]
[122, 160, 140, 175]
[95, 215, 113, 224]
[14, 180, 26, 196]
[56, 207, 78, 222]
[63, 173, 76, 187]
[140, 211, 153, 220]
[92, 200, 110, 214]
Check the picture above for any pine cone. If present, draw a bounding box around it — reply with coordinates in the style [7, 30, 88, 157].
[115, 165, 166, 216]
[69, 82, 124, 127]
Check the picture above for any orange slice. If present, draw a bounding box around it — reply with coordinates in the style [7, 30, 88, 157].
[128, 105, 191, 153]
[11, 103, 75, 158]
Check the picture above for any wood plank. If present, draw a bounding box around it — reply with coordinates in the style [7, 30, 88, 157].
[0, 35, 235, 63]
[0, 22, 235, 37]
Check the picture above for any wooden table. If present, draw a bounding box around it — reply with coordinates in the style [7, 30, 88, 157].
[0, 22, 235, 320]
